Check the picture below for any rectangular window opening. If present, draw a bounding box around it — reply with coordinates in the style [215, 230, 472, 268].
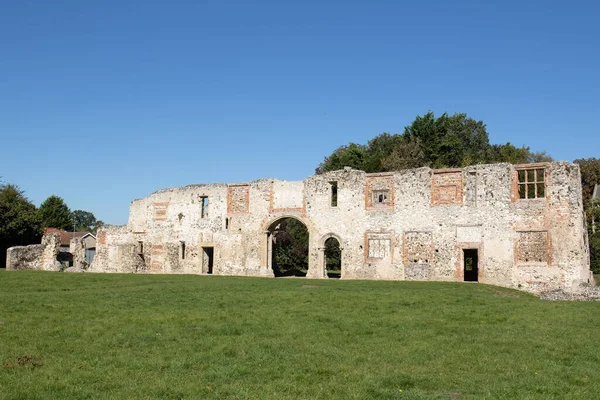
[517, 168, 546, 199]
[225, 217, 229, 230]
[180, 241, 186, 260]
[330, 181, 338, 207]
[372, 190, 389, 205]
[138, 241, 144, 255]
[201, 196, 208, 218]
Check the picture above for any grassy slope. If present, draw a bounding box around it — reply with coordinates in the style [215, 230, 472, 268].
[1, 270, 599, 400]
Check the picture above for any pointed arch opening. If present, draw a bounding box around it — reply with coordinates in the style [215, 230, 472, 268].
[267, 217, 309, 277]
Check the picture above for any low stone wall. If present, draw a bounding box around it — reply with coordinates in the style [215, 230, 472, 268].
[6, 244, 44, 270]
[5, 233, 62, 271]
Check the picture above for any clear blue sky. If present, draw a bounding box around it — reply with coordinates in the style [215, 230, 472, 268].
[1, 0, 598, 225]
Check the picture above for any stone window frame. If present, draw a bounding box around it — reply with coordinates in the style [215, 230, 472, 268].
[365, 173, 395, 210]
[152, 202, 169, 221]
[364, 231, 394, 262]
[402, 231, 434, 265]
[514, 230, 552, 266]
[227, 184, 250, 214]
[431, 169, 463, 206]
[513, 163, 549, 201]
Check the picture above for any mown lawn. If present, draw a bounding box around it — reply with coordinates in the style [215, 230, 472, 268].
[1, 270, 599, 400]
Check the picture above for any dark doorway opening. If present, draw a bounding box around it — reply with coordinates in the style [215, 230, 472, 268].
[324, 237, 341, 279]
[202, 247, 214, 274]
[268, 217, 309, 277]
[463, 249, 478, 282]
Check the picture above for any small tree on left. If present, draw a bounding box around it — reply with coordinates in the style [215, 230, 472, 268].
[0, 184, 41, 267]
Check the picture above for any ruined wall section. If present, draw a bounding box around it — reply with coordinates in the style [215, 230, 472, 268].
[124, 184, 229, 274]
[120, 180, 282, 276]
[509, 162, 592, 291]
[305, 169, 367, 278]
[90, 226, 143, 273]
[90, 161, 590, 294]
[234, 179, 280, 275]
[459, 164, 514, 286]
[6, 233, 62, 271]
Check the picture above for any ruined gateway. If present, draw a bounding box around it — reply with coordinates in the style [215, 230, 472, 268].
[90, 162, 593, 293]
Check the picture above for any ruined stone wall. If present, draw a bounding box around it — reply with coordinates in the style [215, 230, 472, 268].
[90, 225, 144, 273]
[70, 238, 86, 269]
[90, 161, 592, 293]
[6, 233, 62, 271]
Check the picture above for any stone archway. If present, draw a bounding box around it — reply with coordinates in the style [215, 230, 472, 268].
[319, 233, 343, 279]
[264, 216, 311, 277]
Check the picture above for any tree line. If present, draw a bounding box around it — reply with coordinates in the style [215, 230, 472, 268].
[316, 111, 552, 173]
[0, 182, 101, 267]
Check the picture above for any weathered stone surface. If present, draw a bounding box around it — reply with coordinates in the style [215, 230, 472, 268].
[70, 237, 87, 269]
[64, 266, 86, 273]
[6, 244, 44, 270]
[539, 285, 600, 301]
[86, 162, 591, 294]
[6, 233, 62, 271]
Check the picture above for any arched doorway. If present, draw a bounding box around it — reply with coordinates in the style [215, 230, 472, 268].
[267, 217, 309, 277]
[324, 236, 342, 279]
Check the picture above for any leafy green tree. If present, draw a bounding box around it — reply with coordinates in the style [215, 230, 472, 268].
[402, 112, 490, 168]
[316, 143, 367, 174]
[362, 133, 405, 172]
[71, 210, 97, 232]
[0, 184, 41, 267]
[381, 135, 426, 171]
[317, 111, 552, 174]
[485, 143, 531, 164]
[574, 158, 600, 210]
[38, 195, 72, 231]
[93, 220, 105, 234]
[527, 151, 553, 163]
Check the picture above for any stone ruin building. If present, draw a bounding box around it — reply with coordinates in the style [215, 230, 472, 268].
[6, 232, 88, 272]
[84, 161, 592, 294]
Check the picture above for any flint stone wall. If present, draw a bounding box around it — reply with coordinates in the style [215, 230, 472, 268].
[6, 233, 62, 271]
[90, 162, 593, 294]
[70, 238, 87, 269]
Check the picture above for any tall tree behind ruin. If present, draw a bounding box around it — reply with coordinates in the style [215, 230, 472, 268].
[316, 111, 552, 174]
[71, 210, 97, 232]
[37, 195, 72, 231]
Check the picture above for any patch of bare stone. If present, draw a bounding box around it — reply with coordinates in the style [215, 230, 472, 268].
[64, 266, 87, 273]
[539, 285, 600, 301]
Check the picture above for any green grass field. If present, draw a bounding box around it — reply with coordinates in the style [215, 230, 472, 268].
[1, 270, 599, 400]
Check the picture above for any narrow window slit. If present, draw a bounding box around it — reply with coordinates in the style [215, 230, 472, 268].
[200, 196, 208, 218]
[330, 181, 338, 207]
